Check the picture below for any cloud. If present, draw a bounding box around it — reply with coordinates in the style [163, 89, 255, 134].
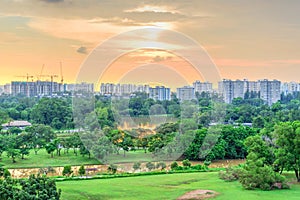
[40, 0, 64, 3]
[124, 5, 180, 14]
[76, 46, 87, 54]
[152, 55, 172, 62]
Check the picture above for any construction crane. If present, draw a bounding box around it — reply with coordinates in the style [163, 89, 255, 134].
[16, 74, 34, 82]
[40, 74, 58, 82]
[39, 74, 58, 96]
[37, 64, 45, 81]
[15, 74, 35, 97]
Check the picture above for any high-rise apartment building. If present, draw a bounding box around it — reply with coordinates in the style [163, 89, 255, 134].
[258, 79, 281, 105]
[11, 81, 63, 97]
[218, 79, 281, 105]
[193, 81, 213, 94]
[281, 82, 300, 95]
[149, 86, 171, 101]
[66, 82, 94, 93]
[177, 86, 195, 101]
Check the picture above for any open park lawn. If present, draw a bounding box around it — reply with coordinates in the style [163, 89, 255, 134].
[57, 172, 300, 200]
[1, 149, 100, 168]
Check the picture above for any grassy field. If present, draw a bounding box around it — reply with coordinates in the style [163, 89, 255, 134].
[0, 149, 100, 168]
[107, 149, 153, 163]
[57, 172, 300, 200]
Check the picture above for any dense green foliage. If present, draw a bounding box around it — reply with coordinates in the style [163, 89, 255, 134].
[0, 175, 61, 200]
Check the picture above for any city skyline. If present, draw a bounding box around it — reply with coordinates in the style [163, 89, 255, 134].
[1, 1, 300, 85]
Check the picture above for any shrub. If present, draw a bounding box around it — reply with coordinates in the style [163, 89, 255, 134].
[62, 165, 73, 177]
[191, 164, 203, 170]
[182, 159, 192, 167]
[239, 155, 289, 190]
[170, 161, 178, 170]
[78, 165, 86, 176]
[108, 164, 118, 174]
[219, 167, 241, 182]
[133, 162, 141, 171]
[156, 162, 167, 170]
[203, 160, 211, 167]
[146, 162, 155, 171]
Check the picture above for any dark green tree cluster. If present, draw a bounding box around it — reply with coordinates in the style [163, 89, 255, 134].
[0, 174, 61, 200]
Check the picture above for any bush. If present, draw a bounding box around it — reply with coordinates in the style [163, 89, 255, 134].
[156, 162, 167, 170]
[191, 164, 203, 170]
[108, 164, 118, 174]
[146, 162, 155, 171]
[133, 162, 141, 171]
[204, 160, 211, 167]
[62, 165, 73, 177]
[239, 155, 289, 190]
[170, 161, 178, 170]
[182, 159, 192, 167]
[219, 167, 240, 182]
[0, 175, 61, 199]
[78, 165, 86, 176]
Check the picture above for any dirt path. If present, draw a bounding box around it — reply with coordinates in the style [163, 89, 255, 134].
[177, 190, 219, 200]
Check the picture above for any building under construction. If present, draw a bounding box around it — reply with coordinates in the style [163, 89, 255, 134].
[11, 81, 63, 97]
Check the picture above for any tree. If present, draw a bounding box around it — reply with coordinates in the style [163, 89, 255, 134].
[45, 142, 56, 158]
[146, 162, 155, 171]
[5, 135, 20, 163]
[16, 133, 31, 159]
[30, 98, 72, 130]
[62, 165, 73, 177]
[239, 152, 287, 190]
[133, 162, 141, 171]
[252, 116, 265, 128]
[25, 124, 55, 154]
[78, 165, 86, 177]
[92, 135, 114, 162]
[107, 164, 117, 174]
[0, 174, 61, 200]
[239, 132, 289, 190]
[273, 121, 300, 182]
[121, 136, 133, 157]
[182, 159, 191, 168]
[156, 162, 167, 170]
[170, 161, 178, 170]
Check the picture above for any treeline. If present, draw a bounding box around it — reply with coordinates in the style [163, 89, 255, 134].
[76, 122, 259, 163]
[0, 124, 90, 163]
[219, 120, 300, 190]
[2, 91, 300, 131]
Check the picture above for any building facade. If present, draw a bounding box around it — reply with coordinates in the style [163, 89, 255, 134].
[177, 86, 195, 101]
[149, 86, 171, 101]
[193, 81, 213, 94]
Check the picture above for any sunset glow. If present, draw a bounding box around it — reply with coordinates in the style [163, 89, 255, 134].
[1, 1, 300, 86]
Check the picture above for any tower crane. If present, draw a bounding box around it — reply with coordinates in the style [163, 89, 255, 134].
[15, 74, 35, 97]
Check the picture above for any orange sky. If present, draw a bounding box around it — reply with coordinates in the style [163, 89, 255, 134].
[1, 1, 300, 88]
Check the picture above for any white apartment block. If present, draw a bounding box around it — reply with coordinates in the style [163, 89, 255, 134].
[177, 86, 195, 101]
[218, 79, 281, 105]
[193, 81, 213, 94]
[100, 83, 150, 96]
[281, 82, 300, 95]
[66, 82, 94, 93]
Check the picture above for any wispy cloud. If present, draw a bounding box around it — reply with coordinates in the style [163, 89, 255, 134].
[124, 5, 180, 14]
[215, 59, 300, 68]
[40, 0, 64, 3]
[76, 46, 87, 54]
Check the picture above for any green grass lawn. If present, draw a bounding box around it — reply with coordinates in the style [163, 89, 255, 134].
[57, 172, 300, 200]
[107, 149, 154, 164]
[0, 149, 101, 168]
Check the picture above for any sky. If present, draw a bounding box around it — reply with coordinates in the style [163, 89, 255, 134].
[1, 0, 300, 88]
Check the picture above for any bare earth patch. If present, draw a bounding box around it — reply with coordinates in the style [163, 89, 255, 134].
[177, 190, 219, 200]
